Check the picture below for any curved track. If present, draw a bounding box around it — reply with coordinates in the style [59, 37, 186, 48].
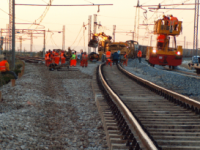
[97, 64, 200, 150]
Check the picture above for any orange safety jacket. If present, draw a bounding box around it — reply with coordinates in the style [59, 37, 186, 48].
[60, 53, 65, 60]
[170, 17, 178, 25]
[106, 51, 111, 59]
[45, 53, 50, 60]
[0, 60, 8, 72]
[124, 54, 127, 59]
[54, 52, 60, 64]
[157, 35, 165, 43]
[82, 54, 88, 60]
[137, 51, 142, 58]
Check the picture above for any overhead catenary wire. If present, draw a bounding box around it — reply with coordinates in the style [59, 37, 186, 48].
[70, 25, 83, 47]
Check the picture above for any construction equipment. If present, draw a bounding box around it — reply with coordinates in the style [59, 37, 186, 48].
[146, 16, 183, 69]
[88, 32, 138, 61]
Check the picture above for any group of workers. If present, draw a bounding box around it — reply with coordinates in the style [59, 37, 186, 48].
[156, 15, 179, 50]
[44, 49, 88, 68]
[0, 57, 18, 79]
[105, 49, 142, 66]
[163, 14, 179, 30]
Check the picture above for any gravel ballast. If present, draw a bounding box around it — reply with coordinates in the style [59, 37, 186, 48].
[125, 58, 200, 101]
[0, 62, 107, 150]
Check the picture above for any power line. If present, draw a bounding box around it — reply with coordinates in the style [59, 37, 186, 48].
[15, 4, 113, 6]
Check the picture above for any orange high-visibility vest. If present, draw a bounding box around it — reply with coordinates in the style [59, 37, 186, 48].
[106, 51, 111, 59]
[124, 54, 127, 59]
[170, 17, 178, 25]
[0, 60, 7, 72]
[137, 51, 142, 58]
[82, 54, 88, 60]
[61, 53, 65, 59]
[157, 35, 165, 43]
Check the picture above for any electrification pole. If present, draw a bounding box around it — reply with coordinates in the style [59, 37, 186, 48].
[12, 0, 15, 69]
[62, 25, 65, 50]
[193, 0, 199, 56]
[43, 30, 46, 57]
[93, 14, 97, 52]
[184, 36, 186, 49]
[88, 15, 92, 54]
[20, 36, 22, 55]
[30, 31, 33, 56]
[113, 25, 116, 42]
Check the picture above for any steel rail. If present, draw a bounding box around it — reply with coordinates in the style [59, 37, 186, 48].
[98, 64, 157, 150]
[118, 64, 200, 112]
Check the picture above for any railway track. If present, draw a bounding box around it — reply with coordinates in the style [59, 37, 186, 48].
[17, 56, 44, 63]
[96, 64, 200, 150]
[141, 61, 200, 79]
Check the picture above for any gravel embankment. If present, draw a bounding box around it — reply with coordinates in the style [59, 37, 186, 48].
[0, 62, 107, 150]
[125, 58, 200, 101]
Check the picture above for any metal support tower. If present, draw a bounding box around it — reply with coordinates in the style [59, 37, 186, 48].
[9, 0, 13, 51]
[30, 31, 33, 54]
[62, 25, 65, 50]
[193, 0, 199, 56]
[134, 0, 140, 41]
[11, 0, 15, 69]
[88, 15, 92, 54]
[113, 25, 116, 42]
[43, 30, 46, 58]
[20, 36, 22, 55]
[93, 14, 97, 52]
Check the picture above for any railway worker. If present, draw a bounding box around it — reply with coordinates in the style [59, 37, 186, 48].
[106, 50, 112, 66]
[60, 51, 66, 65]
[80, 49, 84, 67]
[70, 52, 76, 67]
[170, 15, 178, 30]
[0, 57, 17, 79]
[74, 51, 78, 66]
[53, 50, 60, 65]
[137, 50, 142, 63]
[157, 34, 166, 50]
[45, 51, 49, 66]
[123, 52, 128, 66]
[163, 15, 170, 26]
[112, 52, 120, 65]
[81, 52, 88, 67]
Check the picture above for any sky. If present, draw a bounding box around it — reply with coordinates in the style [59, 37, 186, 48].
[0, 0, 197, 52]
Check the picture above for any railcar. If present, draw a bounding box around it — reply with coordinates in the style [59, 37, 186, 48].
[146, 19, 183, 69]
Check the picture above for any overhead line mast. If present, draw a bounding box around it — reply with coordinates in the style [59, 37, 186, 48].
[194, 0, 199, 56]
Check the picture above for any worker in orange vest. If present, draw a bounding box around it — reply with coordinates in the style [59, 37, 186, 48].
[123, 52, 128, 66]
[163, 15, 170, 26]
[45, 52, 48, 66]
[106, 50, 112, 66]
[137, 50, 142, 63]
[81, 52, 88, 67]
[170, 15, 178, 30]
[54, 50, 60, 65]
[60, 51, 66, 65]
[0, 57, 17, 79]
[157, 34, 166, 50]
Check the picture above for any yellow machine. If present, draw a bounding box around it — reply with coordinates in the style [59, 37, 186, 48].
[88, 32, 138, 60]
[146, 17, 183, 68]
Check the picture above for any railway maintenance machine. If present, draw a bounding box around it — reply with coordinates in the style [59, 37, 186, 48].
[146, 17, 183, 69]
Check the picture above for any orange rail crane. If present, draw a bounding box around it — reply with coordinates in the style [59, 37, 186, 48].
[146, 16, 183, 69]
